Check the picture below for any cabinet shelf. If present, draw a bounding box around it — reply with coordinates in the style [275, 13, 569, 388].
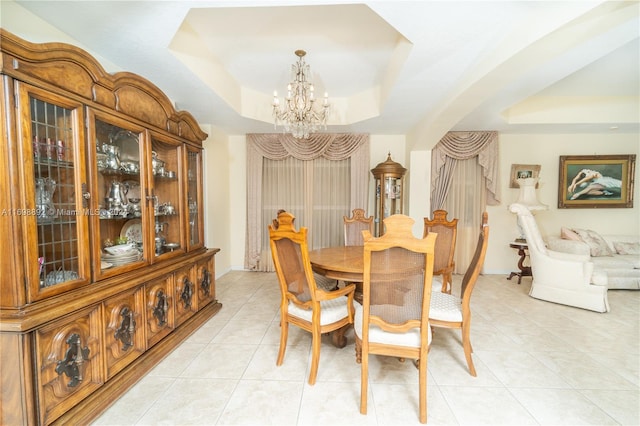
[37, 218, 79, 226]
[99, 168, 140, 177]
[99, 214, 142, 221]
[34, 158, 74, 168]
[154, 212, 178, 217]
[153, 175, 178, 181]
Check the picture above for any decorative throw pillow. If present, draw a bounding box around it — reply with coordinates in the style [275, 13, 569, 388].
[572, 228, 614, 257]
[561, 227, 582, 241]
[613, 241, 640, 255]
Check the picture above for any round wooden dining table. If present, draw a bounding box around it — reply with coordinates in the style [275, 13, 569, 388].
[308, 246, 364, 278]
[308, 245, 365, 304]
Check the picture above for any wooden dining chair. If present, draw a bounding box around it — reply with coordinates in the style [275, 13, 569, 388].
[273, 209, 337, 291]
[429, 212, 489, 377]
[271, 208, 287, 230]
[354, 214, 437, 424]
[423, 210, 458, 294]
[269, 211, 356, 385]
[344, 208, 374, 246]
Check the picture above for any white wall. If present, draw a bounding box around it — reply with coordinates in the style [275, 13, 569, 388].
[226, 135, 248, 272]
[408, 150, 431, 238]
[201, 126, 232, 277]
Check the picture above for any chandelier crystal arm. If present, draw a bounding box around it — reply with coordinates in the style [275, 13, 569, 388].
[272, 49, 330, 139]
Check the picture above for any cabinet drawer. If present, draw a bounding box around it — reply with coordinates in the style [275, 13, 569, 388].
[103, 287, 146, 379]
[174, 265, 197, 325]
[145, 274, 175, 348]
[34, 305, 104, 425]
[195, 256, 216, 308]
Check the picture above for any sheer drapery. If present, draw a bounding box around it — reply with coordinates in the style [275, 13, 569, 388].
[443, 157, 486, 273]
[431, 131, 499, 273]
[258, 157, 350, 271]
[312, 156, 351, 248]
[246, 133, 369, 271]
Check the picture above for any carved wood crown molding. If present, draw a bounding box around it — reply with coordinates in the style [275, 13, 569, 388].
[0, 29, 207, 143]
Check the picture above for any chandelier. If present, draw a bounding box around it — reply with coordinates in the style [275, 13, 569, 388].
[272, 50, 330, 139]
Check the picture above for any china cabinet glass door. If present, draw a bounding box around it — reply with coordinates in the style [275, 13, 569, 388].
[88, 112, 147, 279]
[17, 83, 90, 300]
[185, 146, 204, 251]
[150, 134, 183, 260]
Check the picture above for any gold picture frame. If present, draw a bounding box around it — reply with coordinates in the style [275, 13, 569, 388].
[558, 155, 636, 209]
[509, 164, 540, 188]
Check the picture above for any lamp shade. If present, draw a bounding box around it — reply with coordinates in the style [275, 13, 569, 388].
[516, 177, 547, 211]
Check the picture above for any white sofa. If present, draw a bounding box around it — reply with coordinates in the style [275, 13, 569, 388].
[509, 204, 610, 313]
[547, 232, 640, 290]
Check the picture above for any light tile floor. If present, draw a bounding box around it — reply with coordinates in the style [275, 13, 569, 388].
[93, 271, 639, 425]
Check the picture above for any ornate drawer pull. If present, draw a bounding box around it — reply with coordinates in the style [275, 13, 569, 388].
[55, 333, 90, 388]
[200, 268, 211, 296]
[114, 306, 136, 351]
[153, 289, 169, 326]
[181, 278, 193, 309]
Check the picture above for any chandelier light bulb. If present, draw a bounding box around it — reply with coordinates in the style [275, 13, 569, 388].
[272, 49, 330, 139]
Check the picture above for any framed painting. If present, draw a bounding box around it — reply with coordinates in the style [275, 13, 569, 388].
[558, 155, 636, 208]
[509, 164, 540, 188]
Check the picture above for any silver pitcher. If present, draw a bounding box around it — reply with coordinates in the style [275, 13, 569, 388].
[154, 221, 169, 255]
[107, 181, 129, 212]
[102, 143, 121, 170]
[154, 221, 169, 235]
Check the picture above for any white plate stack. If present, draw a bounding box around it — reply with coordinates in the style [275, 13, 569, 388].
[102, 248, 142, 266]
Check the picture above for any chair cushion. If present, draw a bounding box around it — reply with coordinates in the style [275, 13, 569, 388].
[429, 292, 462, 322]
[288, 297, 350, 326]
[354, 303, 431, 347]
[432, 276, 443, 292]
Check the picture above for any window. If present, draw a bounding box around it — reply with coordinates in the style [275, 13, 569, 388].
[260, 156, 350, 271]
[245, 133, 369, 272]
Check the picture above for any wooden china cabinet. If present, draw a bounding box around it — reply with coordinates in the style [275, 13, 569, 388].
[0, 30, 221, 425]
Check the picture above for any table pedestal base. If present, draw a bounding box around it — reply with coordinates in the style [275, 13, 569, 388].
[507, 243, 532, 284]
[331, 324, 351, 348]
[507, 268, 532, 284]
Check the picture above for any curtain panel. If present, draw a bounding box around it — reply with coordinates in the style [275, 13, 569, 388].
[431, 131, 501, 211]
[246, 133, 370, 271]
